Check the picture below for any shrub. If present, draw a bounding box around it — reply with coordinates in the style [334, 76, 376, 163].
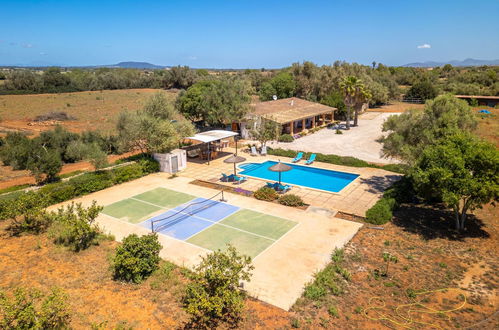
[278, 194, 304, 207]
[278, 134, 294, 142]
[0, 287, 70, 329]
[184, 246, 253, 327]
[365, 199, 393, 225]
[50, 201, 103, 252]
[7, 209, 53, 236]
[112, 233, 162, 283]
[254, 186, 278, 201]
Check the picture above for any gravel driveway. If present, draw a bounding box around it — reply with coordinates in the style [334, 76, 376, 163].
[271, 112, 401, 164]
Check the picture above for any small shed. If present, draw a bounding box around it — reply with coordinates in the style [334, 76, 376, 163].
[184, 130, 239, 164]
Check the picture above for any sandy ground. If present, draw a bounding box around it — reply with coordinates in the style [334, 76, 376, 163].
[273, 112, 401, 164]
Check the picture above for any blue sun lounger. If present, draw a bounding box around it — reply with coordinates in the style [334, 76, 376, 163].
[305, 153, 316, 165]
[221, 173, 234, 182]
[233, 175, 247, 184]
[276, 183, 291, 193]
[292, 152, 303, 163]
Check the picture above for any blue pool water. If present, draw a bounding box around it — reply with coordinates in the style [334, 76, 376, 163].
[239, 161, 359, 193]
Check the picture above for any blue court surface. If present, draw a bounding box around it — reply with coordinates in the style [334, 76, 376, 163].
[138, 198, 240, 240]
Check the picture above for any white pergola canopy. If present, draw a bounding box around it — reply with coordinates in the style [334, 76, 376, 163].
[186, 130, 238, 143]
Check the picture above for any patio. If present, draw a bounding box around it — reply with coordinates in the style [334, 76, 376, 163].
[180, 147, 401, 217]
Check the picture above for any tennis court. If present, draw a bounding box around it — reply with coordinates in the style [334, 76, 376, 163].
[102, 187, 297, 258]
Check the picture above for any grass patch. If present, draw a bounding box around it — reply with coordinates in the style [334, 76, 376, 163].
[0, 184, 30, 195]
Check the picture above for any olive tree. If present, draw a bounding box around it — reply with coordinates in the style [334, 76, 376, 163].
[412, 132, 498, 231]
[117, 92, 194, 154]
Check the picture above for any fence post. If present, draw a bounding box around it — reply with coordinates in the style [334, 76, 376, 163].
[219, 190, 227, 202]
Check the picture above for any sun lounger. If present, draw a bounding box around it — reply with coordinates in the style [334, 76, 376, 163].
[221, 173, 234, 182]
[305, 153, 316, 165]
[292, 152, 303, 163]
[250, 146, 258, 156]
[233, 175, 247, 184]
[261, 145, 267, 156]
[266, 182, 277, 189]
[276, 183, 291, 193]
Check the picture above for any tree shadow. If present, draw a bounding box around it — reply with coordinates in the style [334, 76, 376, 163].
[359, 175, 402, 194]
[391, 204, 490, 241]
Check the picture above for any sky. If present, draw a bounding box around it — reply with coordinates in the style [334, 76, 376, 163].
[1, 0, 499, 68]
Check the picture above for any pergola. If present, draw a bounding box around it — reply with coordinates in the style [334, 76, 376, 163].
[184, 130, 239, 164]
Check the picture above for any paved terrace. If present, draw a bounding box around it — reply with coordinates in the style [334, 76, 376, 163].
[180, 147, 402, 217]
[48, 174, 362, 311]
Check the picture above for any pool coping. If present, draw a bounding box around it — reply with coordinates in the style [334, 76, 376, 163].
[237, 160, 361, 195]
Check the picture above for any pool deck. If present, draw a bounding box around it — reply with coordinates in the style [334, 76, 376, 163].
[48, 174, 363, 311]
[181, 148, 402, 217]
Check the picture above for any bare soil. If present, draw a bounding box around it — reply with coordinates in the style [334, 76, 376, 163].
[367, 101, 425, 113]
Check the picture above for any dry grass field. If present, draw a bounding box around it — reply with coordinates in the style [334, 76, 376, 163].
[0, 89, 176, 134]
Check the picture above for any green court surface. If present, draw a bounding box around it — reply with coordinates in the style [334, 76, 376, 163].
[187, 209, 297, 258]
[219, 209, 297, 240]
[102, 198, 161, 223]
[132, 187, 195, 208]
[187, 224, 274, 258]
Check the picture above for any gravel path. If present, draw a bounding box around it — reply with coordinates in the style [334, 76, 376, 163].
[271, 112, 401, 164]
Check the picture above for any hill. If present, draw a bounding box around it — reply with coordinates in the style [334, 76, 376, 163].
[107, 61, 168, 69]
[402, 58, 499, 68]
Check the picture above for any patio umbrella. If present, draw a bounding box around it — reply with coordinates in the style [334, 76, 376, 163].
[223, 154, 246, 176]
[268, 159, 292, 185]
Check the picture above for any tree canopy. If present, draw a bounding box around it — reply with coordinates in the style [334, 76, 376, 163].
[380, 94, 477, 164]
[411, 132, 499, 230]
[176, 77, 252, 127]
[258, 72, 296, 101]
[117, 92, 194, 154]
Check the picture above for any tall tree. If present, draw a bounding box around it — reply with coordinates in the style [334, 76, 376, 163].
[176, 77, 251, 127]
[380, 94, 477, 164]
[117, 93, 194, 154]
[412, 132, 499, 231]
[339, 76, 370, 129]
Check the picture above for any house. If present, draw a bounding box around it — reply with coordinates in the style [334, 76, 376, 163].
[455, 95, 499, 107]
[235, 97, 337, 139]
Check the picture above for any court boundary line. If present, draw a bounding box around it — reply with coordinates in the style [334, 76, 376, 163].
[99, 212, 212, 253]
[252, 220, 302, 262]
[131, 197, 277, 242]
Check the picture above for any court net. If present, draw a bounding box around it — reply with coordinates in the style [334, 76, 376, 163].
[151, 190, 224, 232]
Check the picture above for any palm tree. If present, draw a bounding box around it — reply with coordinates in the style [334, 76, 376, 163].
[339, 76, 371, 128]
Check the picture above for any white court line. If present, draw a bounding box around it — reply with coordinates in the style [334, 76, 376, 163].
[99, 212, 212, 253]
[130, 197, 277, 242]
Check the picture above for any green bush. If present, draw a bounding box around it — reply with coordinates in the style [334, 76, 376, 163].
[112, 233, 162, 283]
[7, 209, 53, 236]
[0, 158, 159, 221]
[184, 246, 253, 327]
[254, 186, 279, 201]
[365, 199, 393, 225]
[50, 201, 103, 252]
[278, 134, 294, 142]
[278, 194, 304, 207]
[0, 287, 70, 329]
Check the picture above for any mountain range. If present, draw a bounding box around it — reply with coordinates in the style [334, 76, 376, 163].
[402, 58, 499, 68]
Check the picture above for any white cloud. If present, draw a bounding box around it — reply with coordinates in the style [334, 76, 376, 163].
[417, 43, 431, 49]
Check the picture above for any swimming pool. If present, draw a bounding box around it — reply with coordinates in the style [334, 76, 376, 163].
[239, 161, 359, 193]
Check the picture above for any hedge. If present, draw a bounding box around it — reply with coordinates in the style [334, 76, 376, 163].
[267, 148, 409, 174]
[0, 157, 159, 220]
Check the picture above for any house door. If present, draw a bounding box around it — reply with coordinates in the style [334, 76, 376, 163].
[171, 156, 178, 173]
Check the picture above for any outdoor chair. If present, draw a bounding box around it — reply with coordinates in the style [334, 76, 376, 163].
[266, 182, 277, 189]
[233, 175, 247, 184]
[305, 153, 316, 165]
[292, 152, 303, 163]
[250, 146, 258, 156]
[261, 145, 267, 156]
[276, 183, 291, 193]
[221, 173, 234, 182]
